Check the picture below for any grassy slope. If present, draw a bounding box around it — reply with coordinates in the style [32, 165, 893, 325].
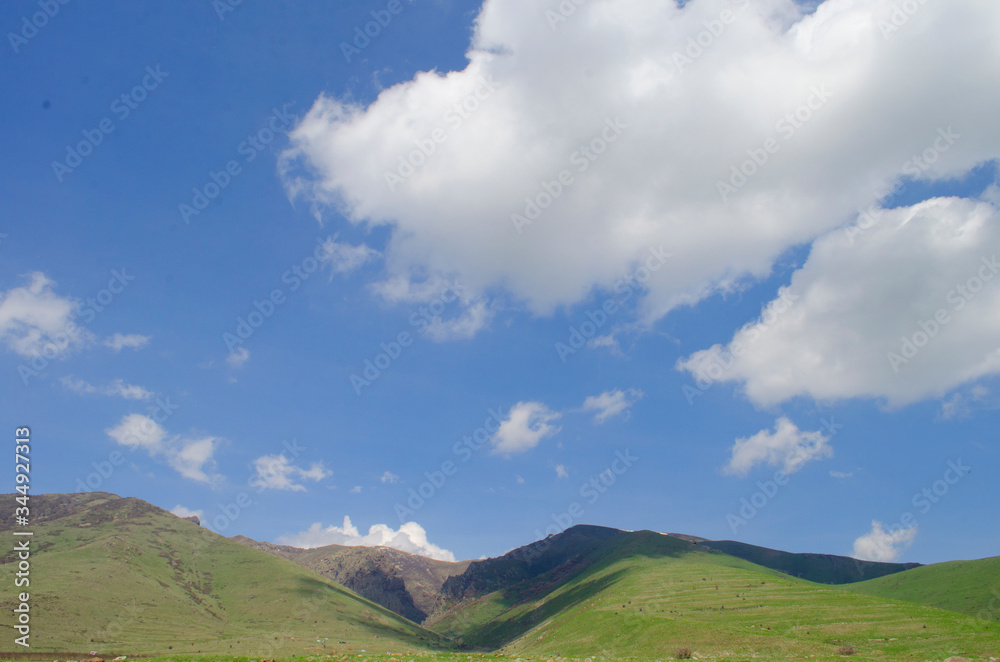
[845, 556, 1000, 622]
[0, 493, 449, 656]
[433, 531, 1000, 661]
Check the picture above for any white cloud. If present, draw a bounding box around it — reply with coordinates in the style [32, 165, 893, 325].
[106, 413, 167, 452]
[349, 485, 362, 494]
[555, 464, 569, 479]
[829, 470, 853, 479]
[226, 347, 250, 367]
[490, 401, 562, 457]
[679, 198, 1000, 408]
[515, 474, 525, 484]
[62, 376, 152, 400]
[724, 417, 832, 477]
[581, 388, 643, 424]
[104, 333, 150, 352]
[380, 470, 399, 484]
[277, 515, 456, 561]
[252, 454, 331, 491]
[279, 0, 1000, 337]
[852, 520, 918, 562]
[318, 235, 380, 274]
[0, 272, 91, 358]
[171, 505, 204, 523]
[105, 414, 222, 484]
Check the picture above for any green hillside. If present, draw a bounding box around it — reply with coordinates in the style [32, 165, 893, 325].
[431, 528, 1000, 661]
[0, 493, 450, 656]
[845, 556, 1000, 622]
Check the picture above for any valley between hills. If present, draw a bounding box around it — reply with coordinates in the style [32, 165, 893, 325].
[1, 492, 998, 662]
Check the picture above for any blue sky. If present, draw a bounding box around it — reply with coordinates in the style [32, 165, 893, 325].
[2, 0, 999, 565]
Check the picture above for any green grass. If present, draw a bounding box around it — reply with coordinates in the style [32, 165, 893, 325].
[0, 494, 450, 656]
[431, 531, 1000, 661]
[845, 555, 1000, 622]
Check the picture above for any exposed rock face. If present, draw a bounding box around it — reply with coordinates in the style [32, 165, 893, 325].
[230, 536, 470, 623]
[184, 515, 201, 525]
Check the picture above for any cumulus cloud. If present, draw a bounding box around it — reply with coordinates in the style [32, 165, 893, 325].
[349, 485, 362, 494]
[171, 505, 204, 523]
[555, 464, 569, 479]
[279, 0, 1000, 336]
[61, 376, 153, 400]
[0, 272, 91, 358]
[226, 347, 250, 368]
[317, 235, 381, 275]
[852, 520, 918, 562]
[277, 516, 456, 561]
[251, 454, 331, 491]
[381, 471, 400, 483]
[491, 401, 562, 457]
[581, 388, 643, 423]
[105, 414, 222, 484]
[104, 333, 150, 351]
[679, 198, 1000, 408]
[724, 417, 831, 477]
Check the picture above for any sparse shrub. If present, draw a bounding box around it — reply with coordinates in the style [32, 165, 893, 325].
[836, 645, 856, 656]
[676, 647, 693, 659]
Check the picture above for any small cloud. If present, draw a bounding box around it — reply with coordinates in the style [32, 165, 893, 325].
[105, 414, 223, 485]
[277, 516, 456, 561]
[581, 388, 643, 424]
[350, 485, 362, 494]
[226, 347, 250, 367]
[318, 235, 381, 275]
[0, 272, 93, 358]
[104, 333, 150, 352]
[251, 454, 331, 492]
[380, 471, 399, 484]
[62, 376, 153, 400]
[587, 334, 623, 357]
[555, 465, 569, 479]
[830, 470, 854, 479]
[515, 474, 525, 485]
[724, 417, 832, 477]
[491, 401, 561, 457]
[852, 520, 917, 562]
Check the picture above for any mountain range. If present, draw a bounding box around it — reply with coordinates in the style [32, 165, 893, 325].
[2, 492, 997, 661]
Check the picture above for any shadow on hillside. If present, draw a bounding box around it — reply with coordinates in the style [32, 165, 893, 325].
[460, 568, 627, 649]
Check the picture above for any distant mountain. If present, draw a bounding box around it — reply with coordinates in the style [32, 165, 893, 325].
[687, 538, 921, 584]
[232, 535, 470, 623]
[0, 493, 449, 655]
